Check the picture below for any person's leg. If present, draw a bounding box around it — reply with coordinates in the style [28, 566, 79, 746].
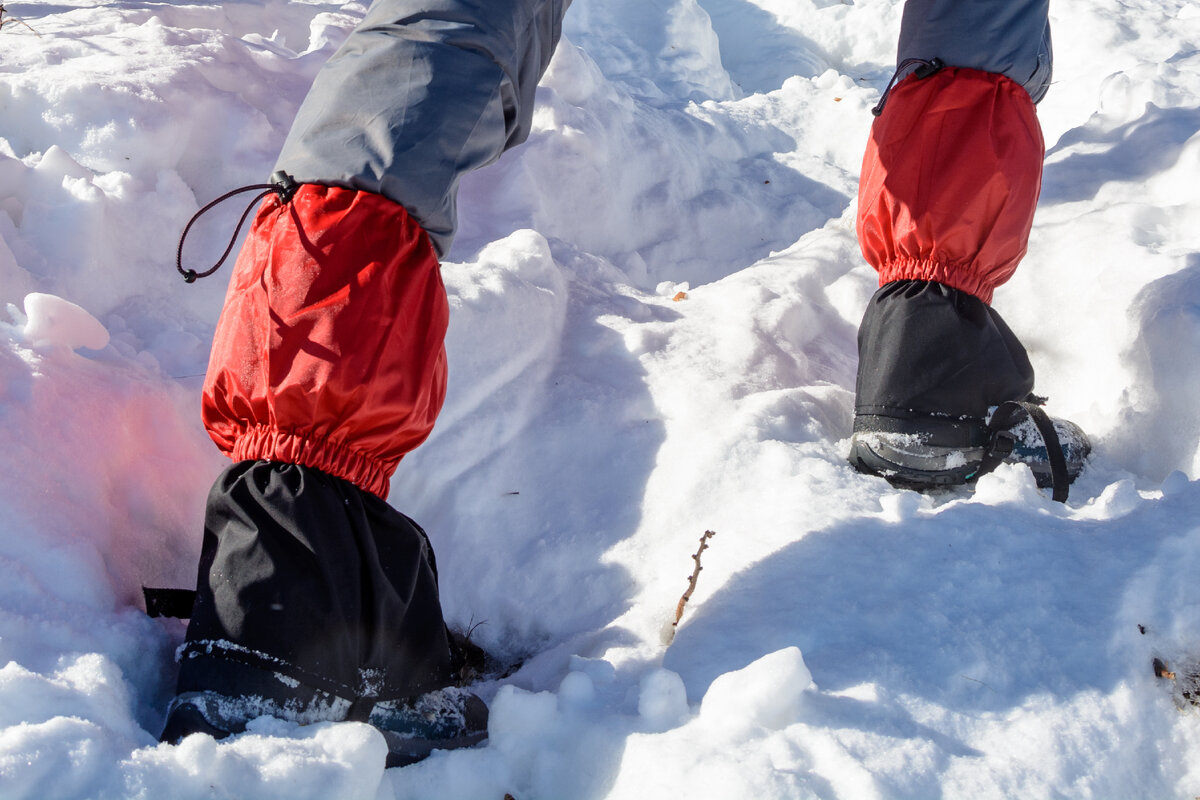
[893, 0, 1051, 102]
[276, 0, 570, 257]
[162, 463, 458, 734]
[165, 0, 571, 746]
[849, 0, 1088, 492]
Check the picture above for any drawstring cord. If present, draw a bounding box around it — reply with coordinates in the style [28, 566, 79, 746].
[176, 171, 299, 283]
[871, 57, 945, 117]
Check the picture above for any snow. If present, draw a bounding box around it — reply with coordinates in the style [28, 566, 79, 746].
[21, 293, 110, 351]
[1, 0, 1199, 796]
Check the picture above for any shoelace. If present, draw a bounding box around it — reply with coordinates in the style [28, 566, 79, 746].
[176, 170, 299, 283]
[977, 399, 1071, 503]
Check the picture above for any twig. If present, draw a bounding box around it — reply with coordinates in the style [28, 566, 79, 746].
[673, 530, 716, 628]
[960, 674, 997, 693]
[0, 5, 41, 36]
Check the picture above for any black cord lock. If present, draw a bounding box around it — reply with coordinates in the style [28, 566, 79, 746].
[872, 57, 945, 117]
[176, 171, 300, 283]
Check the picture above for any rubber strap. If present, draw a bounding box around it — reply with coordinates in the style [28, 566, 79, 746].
[979, 400, 1070, 503]
[1020, 402, 1070, 503]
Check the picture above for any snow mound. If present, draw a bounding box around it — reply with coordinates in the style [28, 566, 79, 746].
[22, 292, 110, 351]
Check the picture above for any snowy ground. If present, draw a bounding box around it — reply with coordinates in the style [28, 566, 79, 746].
[2, 0, 1200, 797]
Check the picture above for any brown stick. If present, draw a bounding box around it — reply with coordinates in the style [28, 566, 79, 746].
[0, 5, 41, 35]
[673, 530, 716, 628]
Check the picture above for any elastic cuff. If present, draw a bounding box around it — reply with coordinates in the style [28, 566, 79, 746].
[230, 425, 391, 500]
[876, 257, 995, 305]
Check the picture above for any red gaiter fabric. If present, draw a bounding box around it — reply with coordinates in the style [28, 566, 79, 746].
[857, 67, 1045, 305]
[202, 184, 448, 500]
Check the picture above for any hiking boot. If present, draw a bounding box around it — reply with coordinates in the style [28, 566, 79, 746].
[849, 281, 1090, 500]
[160, 685, 489, 768]
[159, 691, 253, 743]
[369, 688, 489, 767]
[849, 401, 1090, 496]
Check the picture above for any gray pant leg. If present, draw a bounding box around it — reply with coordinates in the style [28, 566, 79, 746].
[275, 0, 571, 256]
[898, 0, 1052, 102]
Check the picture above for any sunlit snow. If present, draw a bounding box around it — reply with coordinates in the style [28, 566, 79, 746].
[2, 0, 1200, 797]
